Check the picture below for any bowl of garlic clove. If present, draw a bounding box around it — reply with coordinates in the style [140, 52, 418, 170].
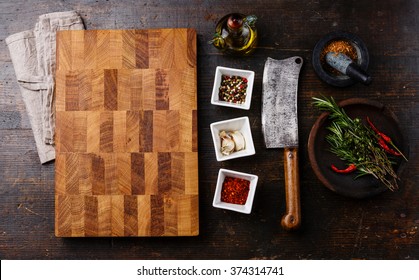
[210, 116, 256, 161]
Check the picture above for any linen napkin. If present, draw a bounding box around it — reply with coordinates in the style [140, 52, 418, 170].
[5, 11, 84, 164]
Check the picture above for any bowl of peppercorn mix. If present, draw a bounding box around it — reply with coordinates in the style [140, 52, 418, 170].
[213, 168, 258, 214]
[211, 66, 255, 110]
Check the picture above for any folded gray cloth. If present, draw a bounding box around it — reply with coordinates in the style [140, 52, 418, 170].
[6, 11, 84, 164]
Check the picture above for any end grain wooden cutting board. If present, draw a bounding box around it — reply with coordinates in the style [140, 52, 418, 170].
[54, 29, 198, 237]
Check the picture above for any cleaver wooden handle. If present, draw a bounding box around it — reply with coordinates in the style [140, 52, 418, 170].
[281, 147, 301, 230]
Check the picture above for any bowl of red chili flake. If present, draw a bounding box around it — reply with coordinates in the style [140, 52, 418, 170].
[211, 66, 255, 110]
[213, 168, 258, 214]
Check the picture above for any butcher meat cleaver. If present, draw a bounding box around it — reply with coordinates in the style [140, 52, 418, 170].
[262, 56, 303, 230]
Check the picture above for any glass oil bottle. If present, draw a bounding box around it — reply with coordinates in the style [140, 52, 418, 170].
[209, 13, 257, 56]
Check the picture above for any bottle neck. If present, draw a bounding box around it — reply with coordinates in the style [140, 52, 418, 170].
[227, 15, 244, 35]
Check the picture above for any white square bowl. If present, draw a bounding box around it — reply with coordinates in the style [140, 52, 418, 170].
[211, 66, 255, 110]
[213, 168, 259, 214]
[210, 116, 255, 161]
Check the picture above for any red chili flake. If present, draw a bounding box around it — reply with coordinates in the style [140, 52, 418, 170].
[221, 176, 250, 205]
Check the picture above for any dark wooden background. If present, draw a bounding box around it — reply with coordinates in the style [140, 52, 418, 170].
[0, 0, 417, 260]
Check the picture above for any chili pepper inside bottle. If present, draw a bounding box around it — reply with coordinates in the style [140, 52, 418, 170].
[209, 13, 258, 56]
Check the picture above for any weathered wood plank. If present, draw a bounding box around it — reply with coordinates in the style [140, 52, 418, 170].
[0, 0, 417, 259]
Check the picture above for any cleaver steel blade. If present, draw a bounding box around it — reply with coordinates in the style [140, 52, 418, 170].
[262, 56, 303, 231]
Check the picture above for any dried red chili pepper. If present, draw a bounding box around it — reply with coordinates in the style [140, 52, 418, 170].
[331, 163, 357, 174]
[367, 116, 392, 143]
[378, 137, 401, 156]
[221, 176, 250, 205]
[367, 116, 406, 159]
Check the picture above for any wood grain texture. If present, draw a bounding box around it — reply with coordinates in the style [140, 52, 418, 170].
[1, 0, 418, 260]
[281, 148, 301, 231]
[55, 29, 198, 237]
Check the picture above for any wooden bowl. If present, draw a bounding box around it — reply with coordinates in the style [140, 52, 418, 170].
[308, 98, 408, 198]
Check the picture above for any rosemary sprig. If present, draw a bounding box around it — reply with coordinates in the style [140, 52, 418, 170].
[313, 96, 406, 191]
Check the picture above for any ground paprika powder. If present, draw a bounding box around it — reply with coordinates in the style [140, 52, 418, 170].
[320, 40, 358, 75]
[221, 176, 250, 205]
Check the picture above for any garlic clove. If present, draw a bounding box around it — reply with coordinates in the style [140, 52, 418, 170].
[219, 130, 246, 155]
[231, 131, 246, 151]
[221, 137, 235, 155]
[219, 130, 230, 139]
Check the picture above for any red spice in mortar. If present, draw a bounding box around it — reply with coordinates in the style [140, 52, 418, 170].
[221, 176, 250, 205]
